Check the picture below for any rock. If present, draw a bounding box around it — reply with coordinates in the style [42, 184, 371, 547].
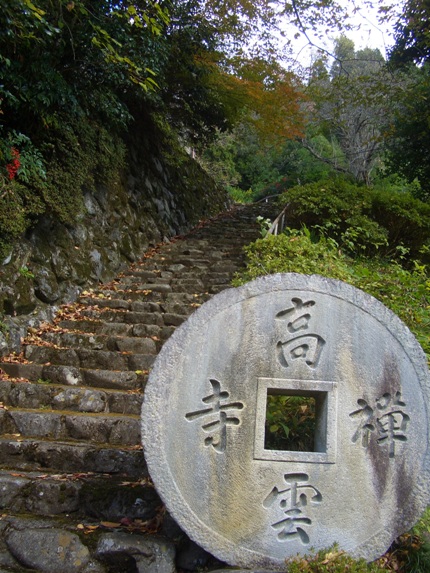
[34, 268, 60, 304]
[0, 332, 9, 356]
[81, 482, 161, 521]
[95, 532, 175, 573]
[176, 539, 213, 571]
[43, 365, 82, 386]
[6, 528, 99, 573]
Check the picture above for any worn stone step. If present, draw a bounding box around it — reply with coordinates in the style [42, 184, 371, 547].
[112, 281, 172, 293]
[0, 379, 142, 415]
[78, 297, 132, 310]
[80, 297, 162, 313]
[0, 437, 145, 476]
[171, 278, 205, 290]
[81, 368, 147, 390]
[119, 270, 171, 283]
[0, 363, 145, 391]
[0, 409, 140, 446]
[0, 513, 176, 573]
[0, 470, 160, 521]
[58, 319, 133, 336]
[131, 324, 175, 342]
[55, 319, 172, 346]
[23, 345, 156, 371]
[0, 362, 44, 382]
[42, 331, 157, 355]
[165, 292, 211, 304]
[80, 309, 165, 326]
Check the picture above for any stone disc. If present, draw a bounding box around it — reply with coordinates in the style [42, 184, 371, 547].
[141, 273, 430, 568]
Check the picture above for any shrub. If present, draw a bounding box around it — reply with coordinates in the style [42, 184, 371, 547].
[275, 179, 430, 262]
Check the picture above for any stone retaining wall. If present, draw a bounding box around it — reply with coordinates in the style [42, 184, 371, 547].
[0, 111, 229, 354]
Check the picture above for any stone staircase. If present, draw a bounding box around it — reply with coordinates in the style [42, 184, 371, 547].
[0, 202, 278, 573]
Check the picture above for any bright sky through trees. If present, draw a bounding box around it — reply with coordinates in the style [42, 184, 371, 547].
[286, 0, 402, 66]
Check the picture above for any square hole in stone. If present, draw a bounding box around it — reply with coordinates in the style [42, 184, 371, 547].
[264, 389, 328, 453]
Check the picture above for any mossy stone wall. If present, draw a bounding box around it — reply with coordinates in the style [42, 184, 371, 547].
[0, 112, 229, 353]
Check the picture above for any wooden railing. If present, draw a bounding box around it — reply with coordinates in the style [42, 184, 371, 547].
[266, 204, 289, 236]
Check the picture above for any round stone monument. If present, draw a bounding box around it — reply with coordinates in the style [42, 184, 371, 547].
[141, 273, 430, 568]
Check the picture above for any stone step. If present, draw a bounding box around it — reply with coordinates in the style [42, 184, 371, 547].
[81, 368, 147, 390]
[0, 437, 145, 476]
[80, 309, 165, 326]
[0, 513, 176, 573]
[0, 363, 146, 391]
[0, 379, 142, 415]
[119, 270, 172, 283]
[0, 469, 160, 521]
[80, 297, 162, 313]
[41, 331, 158, 355]
[55, 320, 174, 345]
[58, 319, 133, 335]
[79, 308, 189, 329]
[23, 345, 156, 371]
[110, 281, 173, 293]
[0, 408, 140, 446]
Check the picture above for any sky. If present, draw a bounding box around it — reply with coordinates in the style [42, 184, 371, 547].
[286, 0, 402, 67]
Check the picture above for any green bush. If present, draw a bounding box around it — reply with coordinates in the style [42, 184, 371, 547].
[228, 186, 255, 204]
[370, 190, 430, 261]
[232, 229, 352, 284]
[275, 179, 430, 262]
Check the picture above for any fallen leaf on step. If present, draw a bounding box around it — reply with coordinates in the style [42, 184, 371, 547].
[100, 521, 121, 529]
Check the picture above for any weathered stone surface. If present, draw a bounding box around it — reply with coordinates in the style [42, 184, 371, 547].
[82, 369, 139, 391]
[115, 337, 157, 354]
[0, 439, 145, 476]
[81, 482, 161, 521]
[53, 388, 107, 413]
[95, 532, 175, 573]
[43, 365, 83, 386]
[142, 273, 430, 568]
[25, 480, 81, 515]
[6, 528, 99, 573]
[0, 474, 28, 509]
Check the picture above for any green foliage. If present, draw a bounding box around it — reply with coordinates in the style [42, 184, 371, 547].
[227, 187, 254, 204]
[233, 230, 352, 284]
[199, 131, 241, 189]
[390, 0, 430, 66]
[256, 216, 272, 237]
[0, 0, 168, 131]
[275, 179, 430, 262]
[385, 64, 430, 199]
[19, 266, 34, 279]
[412, 508, 430, 538]
[37, 116, 126, 224]
[265, 395, 315, 452]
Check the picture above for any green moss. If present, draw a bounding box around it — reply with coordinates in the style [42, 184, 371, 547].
[286, 545, 385, 572]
